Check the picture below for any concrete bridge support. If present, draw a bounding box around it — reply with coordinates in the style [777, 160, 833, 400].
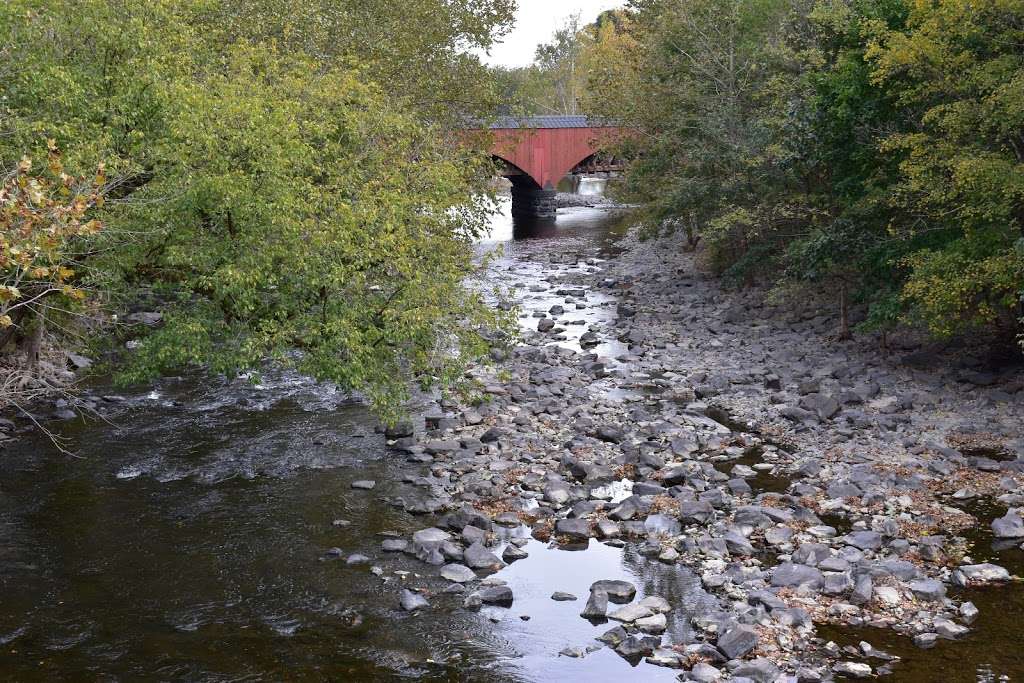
[511, 183, 557, 221]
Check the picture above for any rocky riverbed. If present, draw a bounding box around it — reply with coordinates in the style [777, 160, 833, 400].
[1, 203, 1022, 681]
[373, 218, 1024, 680]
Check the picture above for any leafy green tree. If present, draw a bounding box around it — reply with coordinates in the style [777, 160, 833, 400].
[0, 0, 515, 419]
[867, 0, 1024, 339]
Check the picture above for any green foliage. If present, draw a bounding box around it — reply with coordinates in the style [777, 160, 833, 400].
[590, 0, 1024, 345]
[0, 0, 515, 419]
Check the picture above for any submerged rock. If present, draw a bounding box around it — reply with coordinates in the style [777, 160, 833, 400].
[399, 589, 429, 612]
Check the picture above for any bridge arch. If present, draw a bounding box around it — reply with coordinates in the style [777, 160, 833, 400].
[484, 116, 625, 220]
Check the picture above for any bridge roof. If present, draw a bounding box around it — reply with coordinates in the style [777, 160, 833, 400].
[489, 115, 612, 129]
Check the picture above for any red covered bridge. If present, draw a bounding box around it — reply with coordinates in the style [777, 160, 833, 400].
[486, 115, 626, 220]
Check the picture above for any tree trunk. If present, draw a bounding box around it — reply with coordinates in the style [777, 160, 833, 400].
[25, 311, 44, 368]
[837, 282, 852, 341]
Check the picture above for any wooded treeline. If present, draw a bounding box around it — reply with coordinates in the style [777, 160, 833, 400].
[0, 0, 515, 417]
[527, 0, 1024, 348]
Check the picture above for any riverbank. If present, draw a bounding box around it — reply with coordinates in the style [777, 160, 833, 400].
[382, 221, 1024, 680]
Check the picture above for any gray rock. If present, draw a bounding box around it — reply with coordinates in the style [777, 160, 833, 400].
[934, 618, 969, 639]
[953, 563, 1011, 585]
[399, 589, 429, 611]
[440, 564, 476, 583]
[502, 544, 528, 562]
[690, 662, 723, 681]
[770, 563, 824, 590]
[733, 658, 780, 683]
[551, 591, 578, 601]
[635, 612, 667, 634]
[581, 590, 608, 618]
[800, 393, 840, 419]
[717, 625, 758, 659]
[463, 542, 504, 571]
[478, 585, 514, 606]
[596, 624, 627, 645]
[646, 648, 682, 668]
[555, 518, 591, 541]
[833, 662, 872, 678]
[637, 595, 671, 613]
[596, 519, 621, 539]
[345, 553, 370, 565]
[909, 579, 946, 602]
[608, 603, 654, 623]
[590, 579, 636, 603]
[850, 574, 872, 605]
[992, 512, 1024, 538]
[844, 530, 882, 551]
[913, 632, 938, 649]
[615, 635, 657, 658]
[351, 480, 376, 490]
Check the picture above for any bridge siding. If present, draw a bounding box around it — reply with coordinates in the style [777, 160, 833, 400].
[490, 125, 620, 190]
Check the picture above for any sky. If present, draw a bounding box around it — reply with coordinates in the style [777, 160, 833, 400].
[481, 0, 627, 68]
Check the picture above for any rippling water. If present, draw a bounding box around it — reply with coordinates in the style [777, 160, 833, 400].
[0, 198, 649, 682]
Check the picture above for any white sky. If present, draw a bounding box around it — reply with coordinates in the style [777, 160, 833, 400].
[481, 0, 627, 68]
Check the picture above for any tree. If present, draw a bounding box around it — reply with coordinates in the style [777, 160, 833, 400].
[867, 0, 1024, 339]
[0, 0, 516, 421]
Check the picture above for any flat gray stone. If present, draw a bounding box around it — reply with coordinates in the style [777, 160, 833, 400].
[608, 603, 654, 623]
[439, 564, 476, 583]
[770, 563, 824, 590]
[717, 625, 758, 659]
[590, 579, 636, 603]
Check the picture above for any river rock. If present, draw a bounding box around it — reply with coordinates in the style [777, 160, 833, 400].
[351, 480, 376, 490]
[590, 579, 636, 603]
[635, 612, 667, 634]
[615, 635, 657, 658]
[638, 595, 671, 613]
[953, 563, 1011, 585]
[399, 589, 429, 612]
[608, 603, 654, 623]
[934, 618, 969, 639]
[551, 591, 577, 601]
[554, 518, 590, 541]
[909, 579, 946, 602]
[844, 530, 883, 551]
[440, 564, 476, 583]
[833, 662, 872, 678]
[992, 512, 1024, 538]
[717, 625, 758, 659]
[690, 662, 723, 681]
[770, 563, 824, 590]
[913, 632, 938, 649]
[478, 585, 514, 606]
[463, 542, 504, 571]
[581, 590, 608, 619]
[502, 544, 528, 562]
[734, 658, 780, 683]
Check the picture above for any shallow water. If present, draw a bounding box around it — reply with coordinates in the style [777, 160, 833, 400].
[0, 199, 649, 682]
[2, 196, 1022, 681]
